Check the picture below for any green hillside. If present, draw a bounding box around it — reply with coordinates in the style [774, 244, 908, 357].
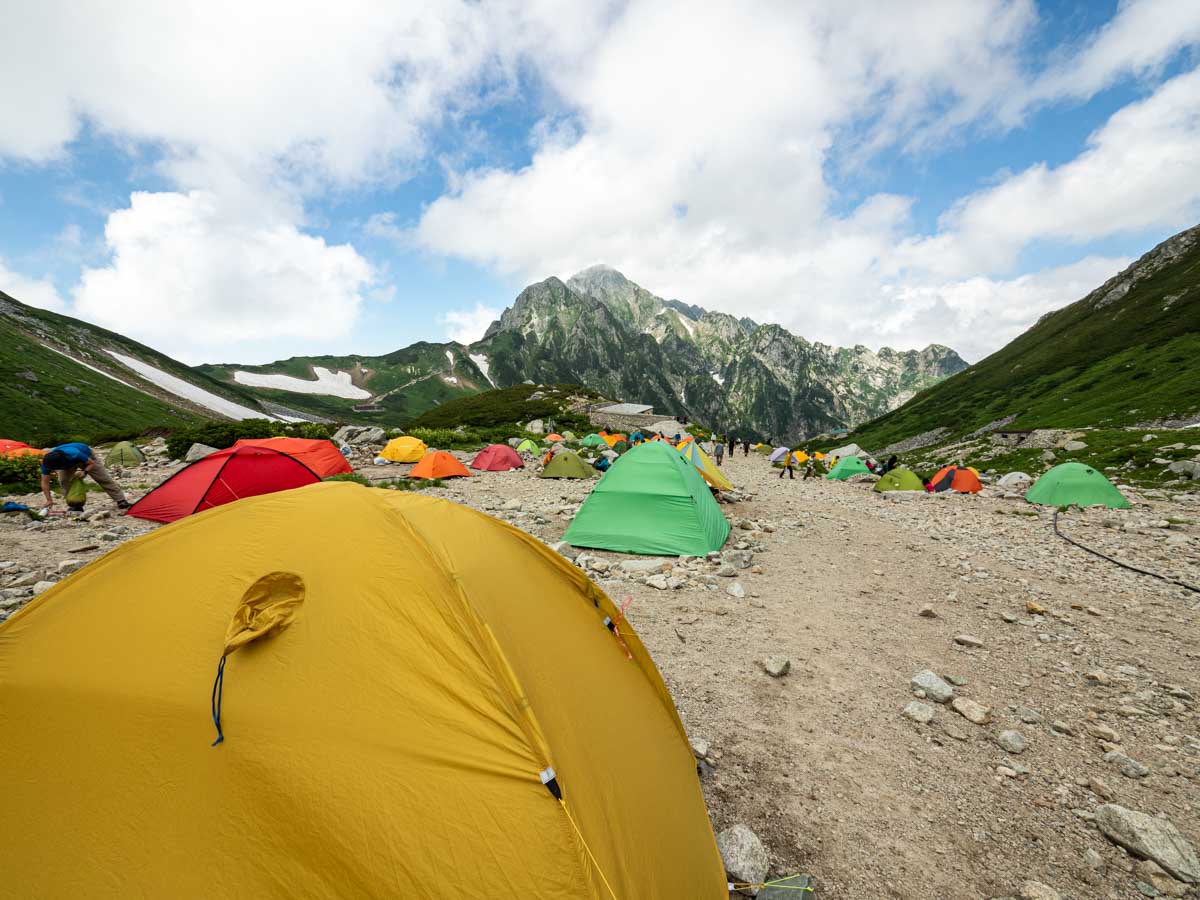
[848, 224, 1200, 449]
[408, 383, 599, 432]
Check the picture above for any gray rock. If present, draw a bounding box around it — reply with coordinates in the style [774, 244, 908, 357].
[551, 541, 578, 561]
[1063, 440, 1088, 452]
[715, 563, 737, 577]
[525, 419, 545, 435]
[502, 499, 523, 511]
[1105, 751, 1149, 778]
[1087, 723, 1121, 743]
[723, 549, 754, 569]
[8, 571, 42, 588]
[1042, 449, 1056, 463]
[644, 574, 670, 591]
[1017, 707, 1043, 724]
[1095, 804, 1200, 884]
[57, 559, 86, 575]
[726, 582, 746, 599]
[184, 442, 218, 462]
[1018, 881, 1061, 900]
[690, 737, 711, 759]
[587, 558, 610, 574]
[32, 581, 56, 595]
[763, 656, 790, 677]
[716, 824, 769, 896]
[1049, 720, 1074, 736]
[951, 697, 991, 725]
[953, 634, 984, 648]
[911, 670, 954, 703]
[1167, 460, 1200, 479]
[997, 730, 1027, 754]
[902, 701, 935, 724]
[332, 425, 386, 445]
[620, 559, 667, 576]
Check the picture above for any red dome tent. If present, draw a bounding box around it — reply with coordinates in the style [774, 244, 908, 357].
[231, 437, 352, 478]
[127, 446, 321, 523]
[469, 443, 525, 472]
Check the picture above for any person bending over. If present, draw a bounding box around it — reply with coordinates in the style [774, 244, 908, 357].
[40, 442, 130, 512]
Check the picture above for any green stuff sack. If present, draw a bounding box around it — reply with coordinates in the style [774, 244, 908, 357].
[65, 476, 88, 508]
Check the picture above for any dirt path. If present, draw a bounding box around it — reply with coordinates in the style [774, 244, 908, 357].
[3, 445, 1197, 898]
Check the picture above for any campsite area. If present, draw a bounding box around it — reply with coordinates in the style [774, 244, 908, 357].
[2, 439, 1197, 899]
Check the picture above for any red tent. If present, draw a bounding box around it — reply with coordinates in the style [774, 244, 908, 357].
[470, 444, 525, 472]
[231, 437, 352, 478]
[127, 446, 321, 523]
[0, 439, 44, 458]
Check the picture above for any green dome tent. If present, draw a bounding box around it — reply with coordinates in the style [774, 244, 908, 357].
[538, 450, 594, 479]
[873, 467, 923, 493]
[1025, 462, 1130, 509]
[581, 433, 607, 448]
[515, 439, 540, 454]
[563, 441, 730, 556]
[612, 440, 630, 455]
[105, 441, 146, 467]
[826, 456, 872, 481]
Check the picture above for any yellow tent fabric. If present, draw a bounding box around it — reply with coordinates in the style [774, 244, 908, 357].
[379, 435, 427, 462]
[0, 483, 725, 898]
[678, 441, 734, 491]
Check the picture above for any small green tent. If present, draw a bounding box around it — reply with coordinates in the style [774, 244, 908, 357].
[564, 441, 729, 556]
[1025, 462, 1130, 509]
[105, 441, 146, 467]
[873, 467, 923, 493]
[516, 439, 540, 453]
[612, 440, 630, 455]
[826, 456, 871, 481]
[538, 450, 593, 479]
[581, 434, 607, 448]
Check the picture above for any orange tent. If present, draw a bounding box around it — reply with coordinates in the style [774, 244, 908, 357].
[0, 440, 44, 458]
[231, 438, 352, 478]
[930, 465, 982, 493]
[601, 433, 628, 447]
[409, 451, 470, 480]
[545, 433, 564, 442]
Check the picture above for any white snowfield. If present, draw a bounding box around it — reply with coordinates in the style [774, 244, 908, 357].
[233, 366, 371, 400]
[106, 351, 274, 421]
[468, 353, 492, 385]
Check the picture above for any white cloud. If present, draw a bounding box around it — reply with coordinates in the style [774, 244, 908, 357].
[73, 190, 373, 364]
[0, 260, 67, 312]
[441, 304, 501, 345]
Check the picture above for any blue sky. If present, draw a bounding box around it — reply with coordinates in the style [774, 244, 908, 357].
[2, 0, 1199, 364]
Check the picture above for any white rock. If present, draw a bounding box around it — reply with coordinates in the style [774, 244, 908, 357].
[57, 559, 86, 575]
[184, 442, 218, 462]
[726, 582, 746, 599]
[763, 656, 790, 677]
[902, 701, 935, 724]
[997, 729, 1026, 754]
[32, 581, 56, 595]
[716, 824, 769, 896]
[644, 574, 670, 590]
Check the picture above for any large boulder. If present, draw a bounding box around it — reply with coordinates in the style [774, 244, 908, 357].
[333, 425, 386, 446]
[717, 824, 769, 896]
[526, 419, 545, 435]
[1095, 804, 1199, 884]
[1167, 460, 1200, 480]
[184, 443, 218, 462]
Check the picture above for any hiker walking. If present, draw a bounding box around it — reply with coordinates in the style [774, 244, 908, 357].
[727, 433, 736, 455]
[40, 442, 130, 511]
[742, 439, 750, 456]
[713, 440, 725, 466]
[803, 453, 817, 480]
[778, 450, 795, 479]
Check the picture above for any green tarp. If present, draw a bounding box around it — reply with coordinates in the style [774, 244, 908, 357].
[538, 450, 594, 479]
[873, 467, 923, 492]
[563, 441, 730, 556]
[826, 455, 871, 481]
[105, 441, 146, 467]
[1025, 462, 1130, 509]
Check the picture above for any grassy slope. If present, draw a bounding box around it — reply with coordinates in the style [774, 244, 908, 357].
[0, 314, 204, 444]
[408, 383, 599, 430]
[847, 228, 1200, 450]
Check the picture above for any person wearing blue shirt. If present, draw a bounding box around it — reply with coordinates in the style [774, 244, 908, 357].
[40, 442, 130, 511]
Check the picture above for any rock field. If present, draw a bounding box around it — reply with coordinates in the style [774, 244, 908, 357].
[2, 440, 1198, 899]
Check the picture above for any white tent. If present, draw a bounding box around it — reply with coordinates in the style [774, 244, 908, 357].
[827, 442, 866, 459]
[997, 471, 1033, 489]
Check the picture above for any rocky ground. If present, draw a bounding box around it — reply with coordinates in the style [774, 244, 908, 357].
[2, 442, 1198, 899]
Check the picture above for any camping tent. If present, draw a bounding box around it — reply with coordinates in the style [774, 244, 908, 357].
[0, 440, 44, 458]
[470, 444, 524, 472]
[516, 438, 540, 454]
[538, 450, 593, 479]
[630, 431, 645, 444]
[767, 447, 791, 463]
[601, 433, 628, 447]
[379, 436, 427, 463]
[826, 456, 872, 481]
[929, 465, 982, 493]
[231, 437, 351, 478]
[560, 431, 577, 441]
[827, 443, 865, 460]
[1026, 462, 1130, 509]
[127, 446, 321, 523]
[612, 440, 630, 455]
[105, 441, 146, 467]
[678, 440, 734, 491]
[581, 433, 607, 447]
[545, 434, 564, 443]
[0, 483, 726, 898]
[409, 451, 470, 479]
[564, 441, 730, 556]
[873, 467, 924, 493]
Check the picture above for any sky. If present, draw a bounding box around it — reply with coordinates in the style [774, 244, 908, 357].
[1, 1, 1199, 366]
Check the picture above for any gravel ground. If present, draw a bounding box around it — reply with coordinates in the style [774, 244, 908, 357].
[3, 442, 1198, 899]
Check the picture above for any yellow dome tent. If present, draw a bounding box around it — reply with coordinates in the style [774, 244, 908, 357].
[379, 435, 427, 462]
[677, 440, 734, 492]
[0, 483, 725, 898]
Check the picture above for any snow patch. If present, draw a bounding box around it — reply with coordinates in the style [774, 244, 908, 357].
[676, 311, 696, 338]
[107, 351, 273, 420]
[469, 353, 493, 385]
[444, 375, 459, 385]
[233, 367, 370, 399]
[45, 345, 145, 392]
[445, 349, 455, 367]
